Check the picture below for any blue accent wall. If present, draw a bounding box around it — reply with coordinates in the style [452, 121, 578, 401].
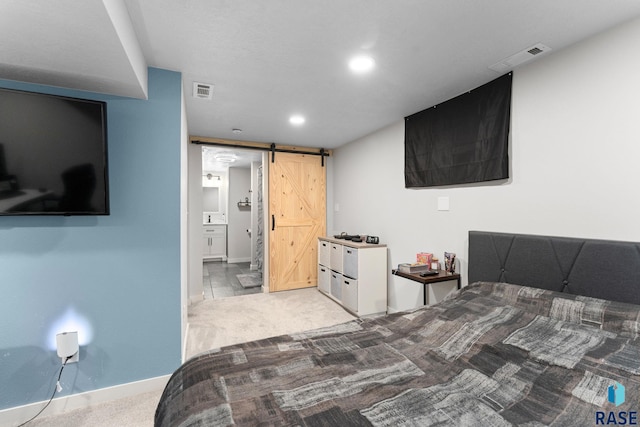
[0, 68, 182, 410]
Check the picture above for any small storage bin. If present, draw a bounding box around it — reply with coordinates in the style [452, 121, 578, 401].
[318, 265, 330, 294]
[318, 240, 330, 266]
[330, 243, 343, 273]
[330, 271, 342, 301]
[342, 277, 358, 312]
[343, 247, 358, 279]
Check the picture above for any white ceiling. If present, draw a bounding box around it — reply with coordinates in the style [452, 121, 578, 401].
[2, 1, 640, 149]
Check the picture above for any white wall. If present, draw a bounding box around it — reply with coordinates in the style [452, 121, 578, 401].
[227, 167, 252, 262]
[187, 142, 204, 302]
[331, 17, 640, 312]
[180, 84, 189, 360]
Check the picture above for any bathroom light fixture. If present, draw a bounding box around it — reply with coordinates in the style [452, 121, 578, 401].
[205, 173, 221, 181]
[289, 115, 305, 125]
[214, 153, 237, 163]
[348, 55, 375, 73]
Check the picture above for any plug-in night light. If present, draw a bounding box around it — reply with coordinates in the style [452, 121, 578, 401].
[48, 307, 93, 352]
[56, 331, 79, 363]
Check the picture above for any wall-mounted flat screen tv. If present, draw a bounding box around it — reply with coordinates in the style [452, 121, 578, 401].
[0, 87, 109, 215]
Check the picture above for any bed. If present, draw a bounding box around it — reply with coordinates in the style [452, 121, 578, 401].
[156, 231, 640, 426]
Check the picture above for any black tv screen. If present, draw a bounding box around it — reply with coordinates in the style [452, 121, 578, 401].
[0, 87, 109, 215]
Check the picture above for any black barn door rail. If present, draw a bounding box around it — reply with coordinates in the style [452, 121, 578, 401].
[191, 139, 330, 166]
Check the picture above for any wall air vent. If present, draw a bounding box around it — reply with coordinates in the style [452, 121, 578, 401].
[489, 43, 552, 73]
[193, 82, 214, 100]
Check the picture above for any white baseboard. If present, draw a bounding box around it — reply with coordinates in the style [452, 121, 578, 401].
[203, 256, 227, 262]
[0, 374, 170, 427]
[189, 292, 204, 304]
[226, 257, 251, 264]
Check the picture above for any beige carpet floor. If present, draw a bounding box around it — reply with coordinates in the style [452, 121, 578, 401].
[185, 287, 356, 359]
[24, 288, 355, 427]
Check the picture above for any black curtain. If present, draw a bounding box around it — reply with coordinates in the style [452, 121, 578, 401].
[404, 73, 512, 188]
[0, 143, 6, 177]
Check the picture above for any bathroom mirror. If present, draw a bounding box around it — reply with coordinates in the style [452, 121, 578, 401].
[203, 187, 220, 212]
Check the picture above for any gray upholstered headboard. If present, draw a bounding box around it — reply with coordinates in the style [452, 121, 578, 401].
[468, 230, 640, 306]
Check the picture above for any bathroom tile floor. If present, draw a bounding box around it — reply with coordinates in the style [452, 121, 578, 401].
[203, 260, 263, 299]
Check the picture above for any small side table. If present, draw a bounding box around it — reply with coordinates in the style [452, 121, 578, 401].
[392, 269, 461, 306]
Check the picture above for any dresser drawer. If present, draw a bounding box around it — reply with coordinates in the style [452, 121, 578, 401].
[343, 247, 358, 279]
[342, 277, 358, 312]
[203, 225, 226, 236]
[318, 240, 330, 267]
[318, 265, 330, 294]
[330, 243, 343, 273]
[330, 271, 342, 301]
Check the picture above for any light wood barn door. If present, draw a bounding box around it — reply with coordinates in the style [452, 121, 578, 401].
[269, 152, 326, 292]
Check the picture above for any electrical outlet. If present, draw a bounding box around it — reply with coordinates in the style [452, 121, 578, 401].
[56, 331, 79, 363]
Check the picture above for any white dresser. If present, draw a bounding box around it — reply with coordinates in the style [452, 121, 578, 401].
[318, 237, 387, 316]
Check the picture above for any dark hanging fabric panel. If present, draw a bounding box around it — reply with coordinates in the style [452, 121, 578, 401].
[404, 73, 512, 188]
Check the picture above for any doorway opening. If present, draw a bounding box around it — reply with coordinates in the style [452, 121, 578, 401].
[202, 261, 261, 299]
[201, 146, 265, 299]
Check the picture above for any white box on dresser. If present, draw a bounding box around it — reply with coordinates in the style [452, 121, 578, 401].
[317, 237, 387, 316]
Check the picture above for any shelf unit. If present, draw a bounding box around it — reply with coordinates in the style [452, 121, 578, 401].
[318, 237, 387, 317]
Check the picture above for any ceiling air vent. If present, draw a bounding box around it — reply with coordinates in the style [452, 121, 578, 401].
[489, 43, 552, 73]
[527, 46, 544, 56]
[193, 82, 214, 100]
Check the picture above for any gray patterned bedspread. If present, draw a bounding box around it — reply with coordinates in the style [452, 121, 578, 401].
[155, 282, 640, 426]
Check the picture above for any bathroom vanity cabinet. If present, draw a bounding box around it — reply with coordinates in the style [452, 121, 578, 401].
[203, 224, 227, 260]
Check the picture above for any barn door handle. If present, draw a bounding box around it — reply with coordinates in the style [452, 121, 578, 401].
[272, 215, 275, 231]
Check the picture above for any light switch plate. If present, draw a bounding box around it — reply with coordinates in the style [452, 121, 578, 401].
[437, 196, 450, 211]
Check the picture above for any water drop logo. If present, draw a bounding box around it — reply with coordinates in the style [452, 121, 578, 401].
[608, 381, 625, 407]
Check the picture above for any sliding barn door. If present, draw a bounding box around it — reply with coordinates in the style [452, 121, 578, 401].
[269, 152, 326, 292]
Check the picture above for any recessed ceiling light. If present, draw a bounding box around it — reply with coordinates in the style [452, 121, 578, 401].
[348, 55, 375, 73]
[289, 115, 306, 125]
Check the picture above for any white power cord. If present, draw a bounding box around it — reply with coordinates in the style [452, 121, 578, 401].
[17, 354, 75, 426]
